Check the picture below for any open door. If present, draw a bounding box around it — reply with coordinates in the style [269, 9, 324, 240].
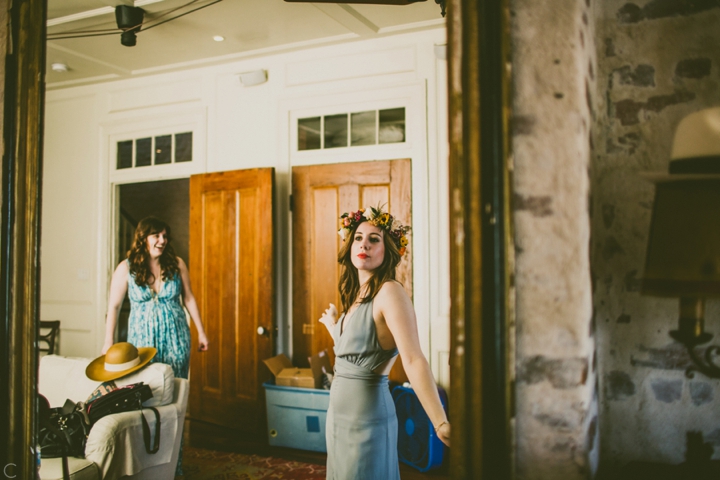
[292, 159, 411, 383]
[188, 168, 274, 437]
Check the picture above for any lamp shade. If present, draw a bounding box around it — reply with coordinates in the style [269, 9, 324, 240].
[642, 180, 720, 297]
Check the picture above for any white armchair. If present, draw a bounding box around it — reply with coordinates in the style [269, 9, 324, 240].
[38, 355, 189, 480]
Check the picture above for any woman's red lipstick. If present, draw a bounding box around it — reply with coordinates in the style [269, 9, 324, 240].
[357, 253, 368, 259]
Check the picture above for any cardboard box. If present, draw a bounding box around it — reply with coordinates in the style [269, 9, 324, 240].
[309, 349, 333, 388]
[263, 351, 334, 389]
[263, 353, 317, 388]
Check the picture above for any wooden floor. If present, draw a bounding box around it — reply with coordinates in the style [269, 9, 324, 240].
[185, 419, 449, 480]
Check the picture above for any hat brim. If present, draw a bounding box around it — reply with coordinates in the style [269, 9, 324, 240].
[85, 347, 157, 381]
[640, 172, 720, 183]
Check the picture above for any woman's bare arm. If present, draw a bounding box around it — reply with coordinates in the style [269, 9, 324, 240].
[377, 281, 450, 446]
[178, 257, 209, 351]
[102, 261, 129, 354]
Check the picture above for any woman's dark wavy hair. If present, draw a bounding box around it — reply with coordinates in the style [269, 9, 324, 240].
[337, 221, 402, 313]
[128, 216, 179, 287]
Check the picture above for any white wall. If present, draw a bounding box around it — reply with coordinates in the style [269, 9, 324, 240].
[41, 28, 451, 386]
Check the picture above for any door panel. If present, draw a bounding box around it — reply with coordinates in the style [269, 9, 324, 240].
[188, 168, 274, 436]
[292, 159, 411, 383]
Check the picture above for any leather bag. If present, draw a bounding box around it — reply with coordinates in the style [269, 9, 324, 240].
[38, 394, 90, 480]
[39, 396, 90, 459]
[86, 382, 161, 454]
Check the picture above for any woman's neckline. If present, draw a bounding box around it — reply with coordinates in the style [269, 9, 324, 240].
[340, 300, 371, 336]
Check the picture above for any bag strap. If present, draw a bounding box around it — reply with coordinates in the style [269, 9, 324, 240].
[44, 417, 72, 480]
[61, 454, 70, 480]
[140, 406, 161, 454]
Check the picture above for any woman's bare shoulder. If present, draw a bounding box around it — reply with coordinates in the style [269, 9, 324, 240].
[376, 280, 409, 302]
[115, 260, 129, 274]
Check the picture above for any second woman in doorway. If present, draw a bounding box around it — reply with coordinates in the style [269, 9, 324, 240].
[102, 216, 209, 378]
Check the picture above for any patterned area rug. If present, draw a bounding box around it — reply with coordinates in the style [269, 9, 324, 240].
[179, 446, 326, 480]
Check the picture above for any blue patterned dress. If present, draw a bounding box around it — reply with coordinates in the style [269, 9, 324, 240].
[126, 261, 191, 379]
[126, 261, 191, 474]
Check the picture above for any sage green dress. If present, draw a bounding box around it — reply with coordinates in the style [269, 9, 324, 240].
[326, 300, 400, 480]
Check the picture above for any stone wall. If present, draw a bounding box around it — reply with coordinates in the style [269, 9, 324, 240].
[592, 0, 720, 471]
[512, 0, 599, 478]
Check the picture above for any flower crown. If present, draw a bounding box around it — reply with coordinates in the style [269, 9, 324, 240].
[338, 206, 410, 256]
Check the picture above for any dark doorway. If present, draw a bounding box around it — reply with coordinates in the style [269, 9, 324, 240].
[116, 178, 189, 341]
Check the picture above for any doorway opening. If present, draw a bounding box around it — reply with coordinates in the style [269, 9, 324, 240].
[115, 178, 189, 341]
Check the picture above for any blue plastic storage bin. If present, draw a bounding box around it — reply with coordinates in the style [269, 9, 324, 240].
[263, 381, 330, 452]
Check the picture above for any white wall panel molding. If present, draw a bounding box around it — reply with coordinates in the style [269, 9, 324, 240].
[41, 300, 93, 306]
[285, 46, 416, 87]
[107, 76, 204, 114]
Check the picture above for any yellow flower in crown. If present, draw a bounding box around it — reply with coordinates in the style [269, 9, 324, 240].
[338, 205, 410, 256]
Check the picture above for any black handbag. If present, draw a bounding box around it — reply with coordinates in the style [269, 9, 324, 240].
[86, 382, 160, 454]
[39, 396, 90, 459]
[38, 394, 91, 480]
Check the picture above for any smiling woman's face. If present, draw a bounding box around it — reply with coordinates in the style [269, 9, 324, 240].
[145, 229, 168, 259]
[351, 222, 385, 272]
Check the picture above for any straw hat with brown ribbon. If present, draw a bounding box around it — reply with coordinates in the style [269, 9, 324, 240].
[86, 342, 157, 381]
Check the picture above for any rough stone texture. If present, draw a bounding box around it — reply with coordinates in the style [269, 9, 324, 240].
[512, 0, 597, 478]
[689, 382, 714, 406]
[650, 379, 683, 403]
[593, 0, 720, 471]
[675, 57, 712, 78]
[606, 370, 636, 400]
[518, 356, 589, 389]
[617, 0, 720, 23]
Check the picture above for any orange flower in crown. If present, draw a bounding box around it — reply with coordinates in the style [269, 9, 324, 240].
[338, 206, 410, 256]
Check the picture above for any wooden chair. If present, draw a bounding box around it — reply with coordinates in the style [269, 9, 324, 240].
[39, 320, 61, 355]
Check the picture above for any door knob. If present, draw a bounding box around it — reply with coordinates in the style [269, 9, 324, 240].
[257, 326, 269, 336]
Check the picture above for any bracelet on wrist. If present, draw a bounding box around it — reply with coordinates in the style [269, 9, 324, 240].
[434, 420, 448, 432]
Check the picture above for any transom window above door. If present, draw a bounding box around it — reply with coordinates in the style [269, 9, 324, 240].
[116, 131, 192, 170]
[297, 107, 405, 151]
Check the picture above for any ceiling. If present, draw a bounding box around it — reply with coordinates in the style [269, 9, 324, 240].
[46, 0, 445, 89]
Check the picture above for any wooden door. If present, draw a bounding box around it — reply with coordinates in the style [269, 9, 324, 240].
[188, 168, 274, 436]
[292, 159, 411, 383]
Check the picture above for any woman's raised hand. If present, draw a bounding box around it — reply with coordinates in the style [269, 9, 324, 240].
[319, 303, 338, 334]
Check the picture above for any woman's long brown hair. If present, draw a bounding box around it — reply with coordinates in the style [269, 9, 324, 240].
[337, 222, 403, 313]
[127, 216, 179, 287]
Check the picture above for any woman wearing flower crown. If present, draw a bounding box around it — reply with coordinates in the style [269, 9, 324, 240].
[319, 206, 450, 479]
